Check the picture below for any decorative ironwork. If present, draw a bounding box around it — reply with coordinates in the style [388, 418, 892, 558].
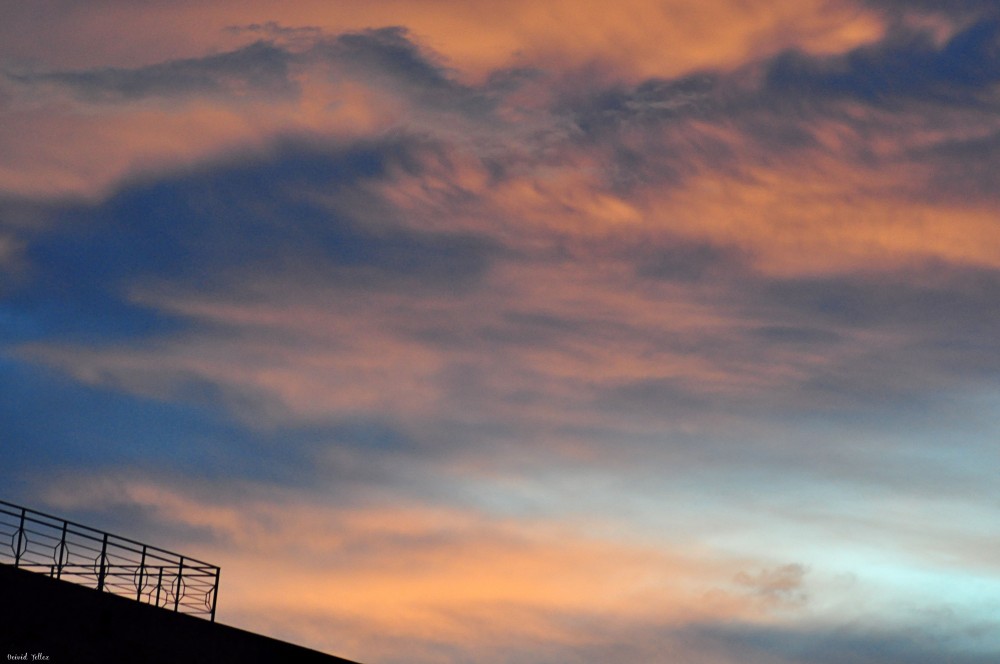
[0, 499, 220, 621]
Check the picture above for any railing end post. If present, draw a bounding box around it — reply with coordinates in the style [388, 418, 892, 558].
[210, 567, 221, 622]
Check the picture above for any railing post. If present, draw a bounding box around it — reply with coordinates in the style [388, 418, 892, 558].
[56, 521, 68, 579]
[136, 544, 147, 602]
[173, 557, 185, 612]
[210, 567, 221, 622]
[155, 566, 164, 607]
[97, 532, 109, 592]
[14, 507, 26, 567]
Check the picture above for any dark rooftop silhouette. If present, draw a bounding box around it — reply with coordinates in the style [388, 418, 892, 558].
[1, 500, 362, 664]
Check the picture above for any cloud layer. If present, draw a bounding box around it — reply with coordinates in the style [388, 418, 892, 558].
[3, 1, 1000, 662]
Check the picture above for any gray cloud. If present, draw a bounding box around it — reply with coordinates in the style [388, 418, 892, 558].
[684, 620, 1000, 664]
[9, 40, 297, 102]
[906, 129, 1000, 203]
[735, 564, 809, 607]
[865, 0, 1000, 15]
[764, 18, 1000, 106]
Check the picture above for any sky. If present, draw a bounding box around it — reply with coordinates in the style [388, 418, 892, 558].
[2, 1, 1000, 662]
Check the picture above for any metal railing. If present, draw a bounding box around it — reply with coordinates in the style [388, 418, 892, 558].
[0, 499, 220, 621]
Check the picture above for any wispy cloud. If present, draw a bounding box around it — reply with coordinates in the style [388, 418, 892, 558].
[3, 2, 1000, 662]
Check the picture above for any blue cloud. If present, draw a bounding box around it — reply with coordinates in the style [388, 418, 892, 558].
[2, 137, 498, 345]
[0, 355, 242, 476]
[766, 17, 1000, 105]
[761, 266, 1000, 333]
[0, 352, 432, 500]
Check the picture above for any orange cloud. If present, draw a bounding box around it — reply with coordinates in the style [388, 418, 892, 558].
[0, 0, 886, 198]
[2, 0, 885, 82]
[41, 475, 787, 662]
[0, 58, 404, 198]
[373, 104, 1000, 278]
[637, 153, 1000, 277]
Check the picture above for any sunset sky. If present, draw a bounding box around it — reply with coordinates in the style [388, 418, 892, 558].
[2, 1, 1000, 662]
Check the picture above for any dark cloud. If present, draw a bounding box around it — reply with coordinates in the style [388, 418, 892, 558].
[314, 27, 497, 116]
[568, 73, 719, 135]
[635, 239, 746, 282]
[0, 287, 184, 346]
[749, 325, 842, 346]
[760, 264, 1000, 332]
[323, 417, 417, 454]
[439, 610, 1000, 664]
[321, 27, 453, 93]
[9, 40, 297, 102]
[864, 0, 1000, 15]
[760, 264, 1000, 408]
[5, 25, 493, 116]
[0, 134, 509, 499]
[684, 621, 1000, 664]
[0, 355, 248, 479]
[906, 129, 1000, 202]
[480, 310, 587, 348]
[0, 350, 437, 505]
[224, 21, 324, 47]
[765, 17, 1000, 106]
[2, 137, 499, 344]
[596, 377, 719, 420]
[543, 12, 1000, 204]
[590, 258, 1000, 422]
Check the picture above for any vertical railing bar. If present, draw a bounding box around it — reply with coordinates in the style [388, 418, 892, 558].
[210, 566, 220, 622]
[56, 520, 68, 579]
[97, 532, 108, 592]
[136, 544, 147, 602]
[155, 567, 163, 607]
[174, 557, 184, 612]
[14, 507, 26, 567]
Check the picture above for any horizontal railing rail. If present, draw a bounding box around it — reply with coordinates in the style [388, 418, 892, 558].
[0, 499, 220, 621]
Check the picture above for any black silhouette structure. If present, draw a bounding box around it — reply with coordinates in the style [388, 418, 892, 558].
[1, 500, 361, 664]
[1, 500, 220, 620]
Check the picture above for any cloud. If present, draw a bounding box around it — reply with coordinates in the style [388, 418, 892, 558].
[2, 1, 890, 81]
[11, 107, 1000, 446]
[0, 355, 246, 482]
[0, 27, 459, 196]
[764, 16, 1000, 105]
[8, 26, 490, 115]
[905, 129, 1000, 204]
[9, 40, 297, 103]
[4, 7, 1000, 663]
[682, 621, 1000, 664]
[317, 27, 459, 95]
[2, 135, 503, 347]
[31, 475, 832, 663]
[865, 0, 1000, 16]
[735, 564, 809, 608]
[32, 473, 1000, 664]
[225, 21, 324, 48]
